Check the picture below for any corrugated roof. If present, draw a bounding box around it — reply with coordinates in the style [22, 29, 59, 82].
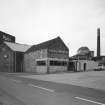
[4, 41, 31, 52]
[26, 36, 69, 53]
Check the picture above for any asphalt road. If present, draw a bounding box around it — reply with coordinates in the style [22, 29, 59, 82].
[0, 73, 105, 105]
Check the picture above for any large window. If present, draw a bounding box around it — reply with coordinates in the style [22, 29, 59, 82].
[50, 61, 67, 66]
[37, 61, 46, 66]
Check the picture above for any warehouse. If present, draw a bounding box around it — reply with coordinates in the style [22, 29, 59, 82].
[24, 36, 69, 73]
[0, 41, 31, 72]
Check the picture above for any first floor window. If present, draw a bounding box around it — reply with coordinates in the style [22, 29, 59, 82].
[50, 60, 67, 66]
[37, 61, 46, 66]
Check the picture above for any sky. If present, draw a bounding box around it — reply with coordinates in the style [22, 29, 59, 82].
[0, 0, 105, 56]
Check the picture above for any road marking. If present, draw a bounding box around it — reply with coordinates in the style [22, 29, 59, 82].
[11, 79, 21, 83]
[28, 84, 54, 92]
[75, 97, 105, 105]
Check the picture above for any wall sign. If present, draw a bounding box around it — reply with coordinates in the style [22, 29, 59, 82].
[3, 35, 12, 42]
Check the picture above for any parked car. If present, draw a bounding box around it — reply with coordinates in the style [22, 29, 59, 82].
[94, 64, 105, 71]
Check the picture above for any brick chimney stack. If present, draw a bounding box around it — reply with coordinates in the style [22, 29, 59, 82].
[97, 28, 100, 57]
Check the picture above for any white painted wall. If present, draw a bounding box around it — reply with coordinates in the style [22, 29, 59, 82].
[77, 60, 98, 71]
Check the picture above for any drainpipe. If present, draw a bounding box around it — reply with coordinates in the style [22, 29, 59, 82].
[15, 51, 16, 72]
[47, 58, 49, 74]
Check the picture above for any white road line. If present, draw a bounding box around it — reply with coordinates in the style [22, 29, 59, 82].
[75, 97, 105, 105]
[11, 79, 21, 83]
[28, 84, 54, 92]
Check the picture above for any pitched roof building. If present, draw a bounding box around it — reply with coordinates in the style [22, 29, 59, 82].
[0, 32, 69, 73]
[27, 36, 69, 53]
[0, 41, 31, 72]
[24, 36, 69, 73]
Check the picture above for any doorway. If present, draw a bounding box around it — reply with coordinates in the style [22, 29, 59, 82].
[84, 63, 86, 71]
[14, 52, 24, 72]
[68, 62, 75, 71]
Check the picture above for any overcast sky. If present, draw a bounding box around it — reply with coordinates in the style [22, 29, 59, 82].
[0, 0, 105, 56]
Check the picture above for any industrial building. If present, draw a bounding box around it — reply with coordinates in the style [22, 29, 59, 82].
[0, 31, 69, 73]
[0, 41, 31, 72]
[24, 37, 69, 73]
[0, 27, 105, 73]
[0, 31, 31, 72]
[69, 28, 105, 72]
[69, 47, 98, 72]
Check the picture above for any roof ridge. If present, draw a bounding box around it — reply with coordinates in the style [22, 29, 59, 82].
[26, 36, 69, 53]
[34, 36, 60, 46]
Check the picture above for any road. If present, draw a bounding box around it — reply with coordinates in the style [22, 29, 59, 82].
[0, 73, 105, 105]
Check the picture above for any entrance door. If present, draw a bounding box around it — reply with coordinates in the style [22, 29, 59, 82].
[68, 62, 75, 71]
[14, 52, 23, 72]
[16, 52, 23, 72]
[84, 63, 86, 71]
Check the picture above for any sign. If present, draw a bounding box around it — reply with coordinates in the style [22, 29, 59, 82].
[3, 35, 12, 42]
[0, 31, 15, 43]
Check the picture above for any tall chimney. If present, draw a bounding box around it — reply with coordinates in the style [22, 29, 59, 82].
[97, 28, 100, 57]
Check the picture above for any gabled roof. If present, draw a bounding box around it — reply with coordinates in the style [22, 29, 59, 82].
[26, 36, 69, 53]
[4, 41, 31, 52]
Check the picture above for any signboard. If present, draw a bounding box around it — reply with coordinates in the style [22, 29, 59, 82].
[0, 31, 15, 43]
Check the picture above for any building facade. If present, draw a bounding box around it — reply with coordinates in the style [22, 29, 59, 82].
[69, 47, 98, 72]
[24, 37, 69, 73]
[0, 42, 31, 72]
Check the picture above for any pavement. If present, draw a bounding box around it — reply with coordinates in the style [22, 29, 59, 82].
[20, 71, 105, 91]
[0, 71, 105, 105]
[0, 88, 23, 105]
[0, 75, 93, 105]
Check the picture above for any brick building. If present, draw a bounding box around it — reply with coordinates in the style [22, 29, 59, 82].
[0, 31, 69, 73]
[24, 37, 69, 73]
[0, 41, 31, 72]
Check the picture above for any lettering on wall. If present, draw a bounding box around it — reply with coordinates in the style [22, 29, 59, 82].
[0, 31, 15, 43]
[3, 35, 12, 42]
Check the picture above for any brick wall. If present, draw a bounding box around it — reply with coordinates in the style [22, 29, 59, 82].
[0, 44, 14, 72]
[49, 66, 67, 73]
[24, 48, 69, 73]
[24, 49, 47, 72]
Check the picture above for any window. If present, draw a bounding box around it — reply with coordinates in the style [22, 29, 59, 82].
[37, 61, 46, 66]
[50, 61, 67, 66]
[62, 61, 67, 66]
